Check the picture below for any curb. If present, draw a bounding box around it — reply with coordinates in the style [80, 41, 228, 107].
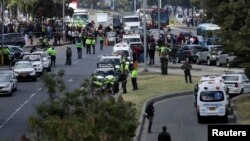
[230, 96, 243, 124]
[134, 91, 193, 141]
[152, 65, 202, 71]
[24, 42, 72, 48]
[170, 25, 197, 30]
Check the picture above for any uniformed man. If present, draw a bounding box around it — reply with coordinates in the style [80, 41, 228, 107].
[75, 38, 83, 59]
[131, 66, 138, 90]
[91, 37, 96, 54]
[49, 47, 57, 67]
[160, 45, 170, 75]
[2, 47, 10, 65]
[65, 47, 72, 65]
[120, 60, 129, 93]
[85, 36, 91, 54]
[181, 60, 192, 83]
[99, 33, 104, 50]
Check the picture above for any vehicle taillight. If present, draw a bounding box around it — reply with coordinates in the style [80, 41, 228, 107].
[235, 82, 239, 87]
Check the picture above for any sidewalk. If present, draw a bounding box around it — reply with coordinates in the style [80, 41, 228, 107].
[24, 37, 71, 48]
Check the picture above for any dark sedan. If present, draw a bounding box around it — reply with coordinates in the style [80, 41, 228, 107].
[176, 44, 202, 63]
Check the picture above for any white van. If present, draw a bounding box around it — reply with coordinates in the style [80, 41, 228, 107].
[195, 80, 230, 123]
[112, 42, 132, 61]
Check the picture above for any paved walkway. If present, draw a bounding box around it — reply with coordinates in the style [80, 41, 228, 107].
[24, 37, 71, 48]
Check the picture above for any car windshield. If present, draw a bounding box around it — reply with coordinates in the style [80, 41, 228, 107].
[15, 62, 32, 69]
[124, 17, 139, 22]
[107, 32, 116, 37]
[23, 55, 40, 61]
[222, 76, 239, 81]
[0, 75, 9, 82]
[200, 91, 224, 102]
[101, 58, 120, 65]
[123, 38, 141, 44]
[211, 46, 224, 52]
[96, 70, 115, 77]
[115, 50, 129, 57]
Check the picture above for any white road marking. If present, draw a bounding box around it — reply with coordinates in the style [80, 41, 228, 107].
[0, 87, 42, 129]
[67, 78, 74, 82]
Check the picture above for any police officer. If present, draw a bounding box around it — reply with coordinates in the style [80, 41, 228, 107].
[65, 47, 72, 65]
[2, 47, 10, 65]
[49, 47, 57, 67]
[131, 66, 138, 90]
[85, 36, 91, 54]
[120, 60, 129, 93]
[160, 45, 170, 75]
[99, 33, 104, 50]
[91, 37, 96, 54]
[181, 60, 192, 83]
[145, 102, 154, 133]
[158, 126, 171, 141]
[75, 38, 83, 59]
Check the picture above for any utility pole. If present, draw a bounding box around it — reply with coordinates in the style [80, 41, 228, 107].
[134, 0, 136, 13]
[143, 0, 148, 72]
[62, 0, 66, 42]
[1, 0, 4, 65]
[158, 0, 161, 36]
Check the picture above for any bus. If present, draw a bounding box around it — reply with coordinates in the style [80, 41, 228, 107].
[197, 23, 221, 45]
[151, 8, 169, 28]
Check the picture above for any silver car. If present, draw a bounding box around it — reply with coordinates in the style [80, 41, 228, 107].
[216, 52, 236, 67]
[0, 71, 18, 96]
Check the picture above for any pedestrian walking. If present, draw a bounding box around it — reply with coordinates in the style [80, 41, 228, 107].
[76, 38, 83, 59]
[65, 47, 72, 65]
[85, 36, 91, 54]
[131, 66, 138, 91]
[91, 37, 96, 54]
[158, 126, 171, 141]
[99, 34, 104, 50]
[145, 102, 154, 133]
[181, 60, 192, 83]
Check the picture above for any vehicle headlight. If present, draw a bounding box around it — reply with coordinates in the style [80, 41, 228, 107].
[4, 84, 10, 88]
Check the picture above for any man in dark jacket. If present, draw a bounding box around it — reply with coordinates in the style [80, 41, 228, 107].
[65, 47, 72, 65]
[158, 126, 171, 141]
[145, 102, 155, 133]
[181, 60, 192, 83]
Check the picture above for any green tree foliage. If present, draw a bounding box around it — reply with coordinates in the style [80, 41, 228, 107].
[206, 0, 250, 75]
[27, 71, 137, 141]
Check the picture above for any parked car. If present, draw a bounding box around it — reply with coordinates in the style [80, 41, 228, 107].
[196, 45, 224, 65]
[0, 33, 26, 47]
[0, 70, 18, 96]
[32, 50, 51, 72]
[221, 72, 250, 95]
[12, 60, 37, 81]
[106, 32, 117, 45]
[23, 53, 44, 76]
[216, 52, 236, 67]
[6, 45, 27, 60]
[176, 44, 202, 63]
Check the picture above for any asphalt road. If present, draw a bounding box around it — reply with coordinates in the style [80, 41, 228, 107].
[140, 95, 235, 141]
[0, 43, 113, 141]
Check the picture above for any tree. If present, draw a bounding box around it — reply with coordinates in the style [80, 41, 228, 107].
[27, 71, 138, 141]
[206, 0, 250, 76]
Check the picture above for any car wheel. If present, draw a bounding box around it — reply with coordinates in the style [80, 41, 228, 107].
[240, 89, 244, 94]
[197, 114, 203, 123]
[226, 59, 230, 68]
[216, 59, 221, 67]
[32, 77, 37, 82]
[222, 115, 228, 123]
[47, 67, 51, 72]
[196, 57, 200, 65]
[13, 84, 17, 91]
[207, 58, 211, 66]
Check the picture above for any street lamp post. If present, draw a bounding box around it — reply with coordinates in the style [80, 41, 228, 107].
[143, 0, 148, 72]
[62, 0, 66, 42]
[158, 0, 161, 36]
[1, 0, 4, 47]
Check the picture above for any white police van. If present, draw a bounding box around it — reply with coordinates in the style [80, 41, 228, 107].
[195, 77, 230, 123]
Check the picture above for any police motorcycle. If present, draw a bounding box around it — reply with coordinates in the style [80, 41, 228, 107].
[92, 62, 120, 95]
[37, 36, 49, 50]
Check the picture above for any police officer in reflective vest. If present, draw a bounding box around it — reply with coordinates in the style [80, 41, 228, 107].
[131, 66, 138, 90]
[85, 36, 91, 54]
[160, 45, 170, 75]
[99, 34, 104, 50]
[75, 38, 83, 59]
[48, 47, 57, 67]
[120, 60, 129, 93]
[91, 37, 96, 54]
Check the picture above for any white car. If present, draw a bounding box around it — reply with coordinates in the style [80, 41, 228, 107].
[23, 53, 44, 76]
[13, 61, 37, 81]
[0, 71, 18, 96]
[196, 80, 230, 123]
[216, 52, 236, 67]
[221, 73, 250, 95]
[100, 55, 122, 70]
[32, 51, 51, 72]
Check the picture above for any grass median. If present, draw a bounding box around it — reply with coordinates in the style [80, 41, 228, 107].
[232, 94, 250, 124]
[122, 72, 199, 117]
